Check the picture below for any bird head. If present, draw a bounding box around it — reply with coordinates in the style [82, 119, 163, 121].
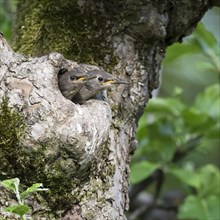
[58, 68, 96, 100]
[86, 70, 128, 92]
[58, 68, 95, 84]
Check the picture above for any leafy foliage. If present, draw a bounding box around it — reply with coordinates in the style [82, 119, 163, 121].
[130, 84, 219, 219]
[161, 22, 219, 103]
[164, 23, 219, 74]
[129, 18, 220, 220]
[0, 0, 17, 41]
[0, 178, 48, 219]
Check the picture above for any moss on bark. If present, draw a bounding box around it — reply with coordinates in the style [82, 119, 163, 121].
[0, 97, 26, 179]
[0, 97, 114, 213]
[13, 0, 119, 71]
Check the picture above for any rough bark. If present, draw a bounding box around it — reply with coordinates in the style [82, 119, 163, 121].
[0, 0, 212, 219]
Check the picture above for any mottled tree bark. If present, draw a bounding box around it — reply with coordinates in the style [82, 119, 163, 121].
[0, 0, 213, 219]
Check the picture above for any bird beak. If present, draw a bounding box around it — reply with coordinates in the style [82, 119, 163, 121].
[105, 78, 129, 85]
[87, 75, 97, 80]
[114, 79, 129, 85]
[78, 75, 96, 81]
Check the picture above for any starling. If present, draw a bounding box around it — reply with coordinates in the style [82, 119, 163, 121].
[72, 69, 128, 104]
[58, 68, 95, 100]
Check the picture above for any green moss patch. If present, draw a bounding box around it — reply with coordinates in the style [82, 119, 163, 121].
[13, 0, 118, 71]
[0, 97, 114, 213]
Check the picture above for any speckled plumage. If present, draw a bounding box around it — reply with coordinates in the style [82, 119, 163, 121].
[72, 70, 128, 104]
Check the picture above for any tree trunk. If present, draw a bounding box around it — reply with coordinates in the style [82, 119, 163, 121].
[0, 0, 212, 219]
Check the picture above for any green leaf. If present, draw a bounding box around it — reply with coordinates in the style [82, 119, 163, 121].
[205, 122, 220, 138]
[147, 119, 176, 139]
[182, 107, 217, 135]
[137, 111, 148, 131]
[163, 42, 200, 64]
[194, 23, 217, 51]
[137, 114, 178, 164]
[4, 205, 30, 216]
[0, 178, 20, 194]
[168, 165, 220, 197]
[168, 167, 201, 189]
[178, 195, 220, 220]
[182, 108, 208, 127]
[137, 123, 148, 143]
[20, 183, 49, 199]
[146, 139, 176, 163]
[196, 60, 218, 73]
[130, 161, 160, 184]
[147, 97, 185, 116]
[163, 22, 218, 65]
[194, 84, 220, 119]
[198, 165, 220, 197]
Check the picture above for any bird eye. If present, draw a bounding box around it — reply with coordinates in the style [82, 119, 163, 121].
[98, 77, 104, 82]
[70, 75, 76, 81]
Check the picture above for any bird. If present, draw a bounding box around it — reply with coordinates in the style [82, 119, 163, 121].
[58, 68, 96, 100]
[72, 69, 128, 104]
